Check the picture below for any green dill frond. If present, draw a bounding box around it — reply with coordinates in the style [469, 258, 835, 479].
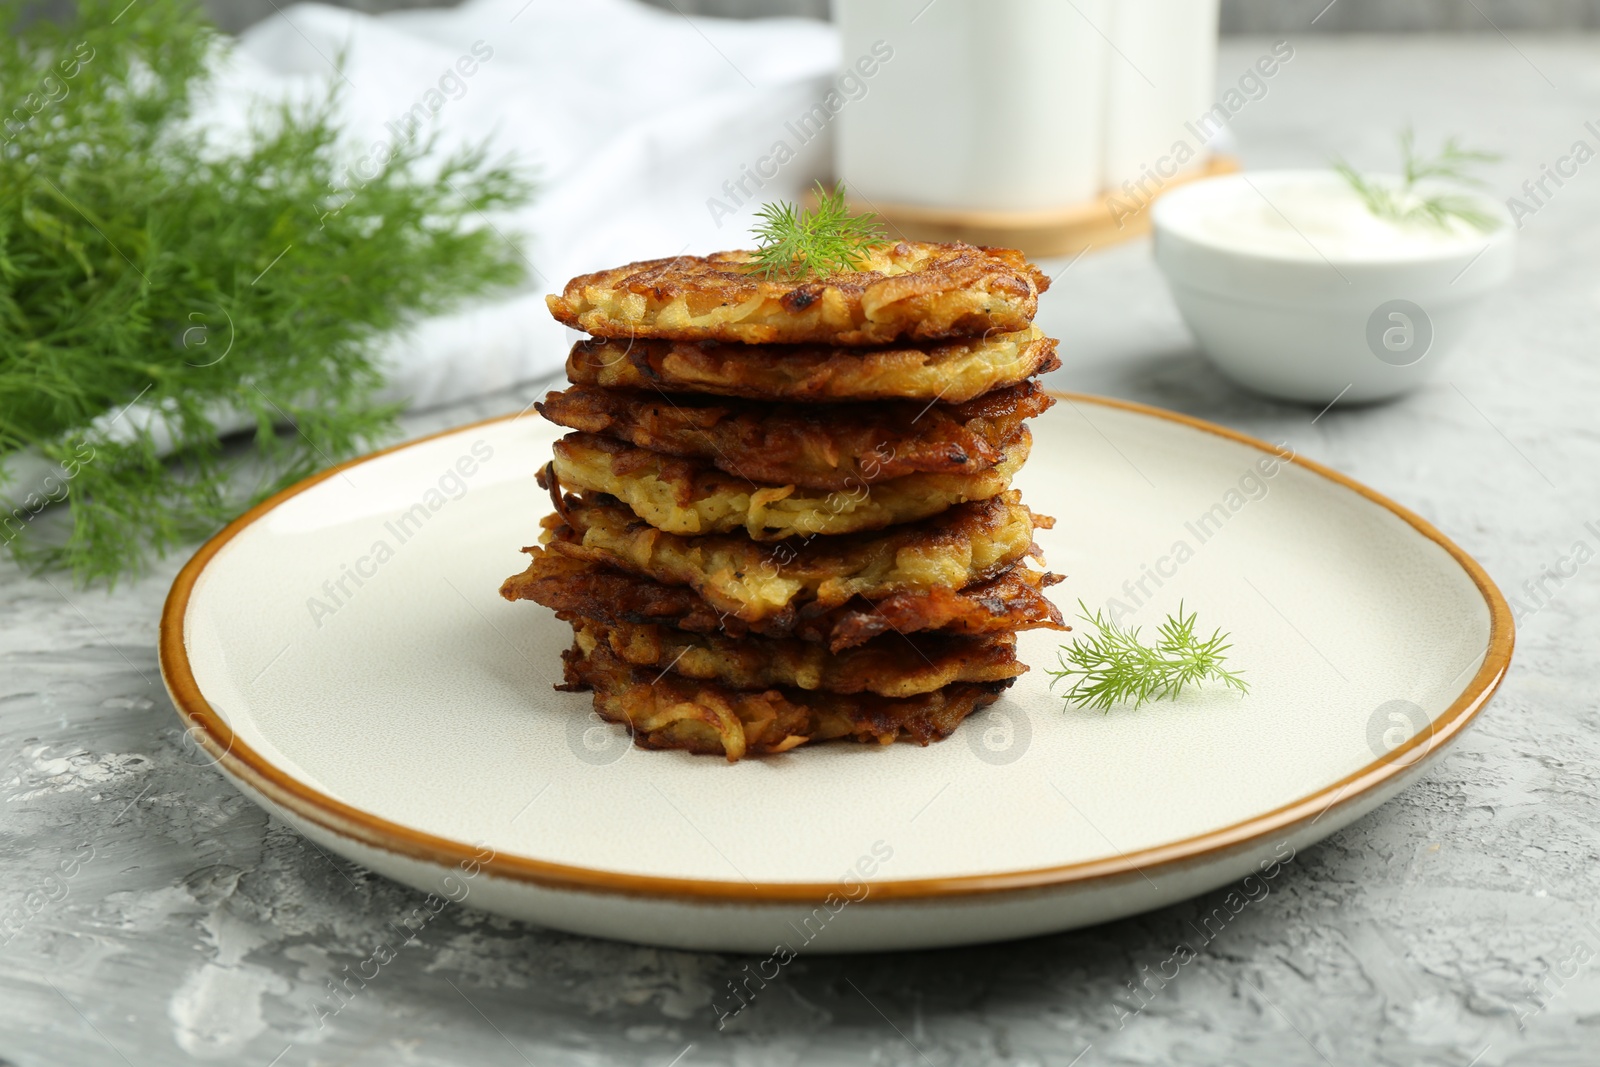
[0, 0, 535, 583]
[750, 181, 887, 280]
[1045, 601, 1249, 712]
[1335, 127, 1502, 233]
[1399, 128, 1500, 186]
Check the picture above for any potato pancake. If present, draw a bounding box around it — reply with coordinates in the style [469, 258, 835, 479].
[572, 616, 1024, 697]
[536, 380, 1052, 492]
[541, 490, 1045, 623]
[501, 550, 1067, 651]
[821, 566, 1067, 650]
[545, 241, 1050, 345]
[561, 638, 1010, 761]
[565, 327, 1059, 404]
[546, 429, 1029, 539]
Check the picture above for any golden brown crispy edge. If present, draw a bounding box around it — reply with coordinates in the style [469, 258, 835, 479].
[570, 615, 1025, 697]
[535, 380, 1053, 491]
[544, 241, 1050, 345]
[559, 637, 1013, 761]
[564, 329, 1061, 405]
[539, 489, 1044, 622]
[500, 547, 1066, 652]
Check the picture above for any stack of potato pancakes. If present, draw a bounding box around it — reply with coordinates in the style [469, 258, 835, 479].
[500, 241, 1067, 761]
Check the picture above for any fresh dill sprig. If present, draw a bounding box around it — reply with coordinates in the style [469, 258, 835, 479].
[1334, 128, 1502, 232]
[0, 0, 534, 583]
[750, 181, 888, 280]
[1046, 601, 1249, 712]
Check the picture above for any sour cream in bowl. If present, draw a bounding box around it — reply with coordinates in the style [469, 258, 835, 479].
[1151, 169, 1514, 404]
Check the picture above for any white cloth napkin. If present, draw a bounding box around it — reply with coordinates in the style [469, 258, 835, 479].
[3, 0, 839, 506]
[227, 0, 839, 410]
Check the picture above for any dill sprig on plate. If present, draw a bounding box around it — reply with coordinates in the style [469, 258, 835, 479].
[1334, 128, 1502, 232]
[0, 0, 533, 583]
[750, 181, 888, 280]
[1046, 601, 1249, 711]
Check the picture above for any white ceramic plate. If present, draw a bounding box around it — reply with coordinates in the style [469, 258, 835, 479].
[160, 396, 1511, 953]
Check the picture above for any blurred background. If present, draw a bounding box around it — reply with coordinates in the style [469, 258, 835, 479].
[193, 0, 1600, 31]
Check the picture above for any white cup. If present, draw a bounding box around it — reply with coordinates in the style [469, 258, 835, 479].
[1101, 0, 1220, 191]
[836, 0, 1110, 211]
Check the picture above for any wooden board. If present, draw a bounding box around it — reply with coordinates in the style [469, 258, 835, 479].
[846, 155, 1240, 258]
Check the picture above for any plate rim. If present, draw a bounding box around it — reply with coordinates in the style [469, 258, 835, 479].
[159, 392, 1514, 905]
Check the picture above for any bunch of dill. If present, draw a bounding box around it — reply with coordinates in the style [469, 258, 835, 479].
[0, 0, 533, 582]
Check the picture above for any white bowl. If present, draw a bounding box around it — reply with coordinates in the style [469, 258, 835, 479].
[1151, 169, 1514, 404]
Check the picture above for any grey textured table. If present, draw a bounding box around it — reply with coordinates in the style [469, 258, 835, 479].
[3, 35, 1595, 1067]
